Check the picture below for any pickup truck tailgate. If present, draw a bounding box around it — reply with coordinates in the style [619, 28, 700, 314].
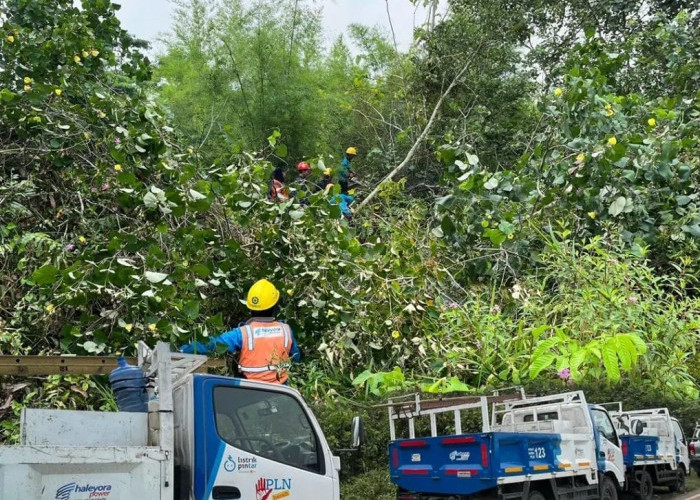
[389, 432, 562, 496]
[620, 435, 661, 466]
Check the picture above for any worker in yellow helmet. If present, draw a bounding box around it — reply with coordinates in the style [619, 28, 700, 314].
[317, 167, 334, 193]
[339, 147, 357, 194]
[180, 279, 300, 384]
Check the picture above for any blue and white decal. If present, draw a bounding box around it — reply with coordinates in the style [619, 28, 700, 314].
[54, 482, 113, 500]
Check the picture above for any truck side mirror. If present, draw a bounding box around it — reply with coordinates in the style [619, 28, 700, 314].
[351, 416, 366, 449]
[632, 419, 644, 435]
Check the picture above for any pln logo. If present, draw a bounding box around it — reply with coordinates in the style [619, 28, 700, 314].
[255, 477, 292, 500]
[55, 482, 112, 500]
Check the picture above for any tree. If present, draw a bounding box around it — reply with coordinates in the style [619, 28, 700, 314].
[155, 0, 343, 163]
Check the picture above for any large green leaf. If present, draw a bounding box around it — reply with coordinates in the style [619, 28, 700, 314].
[529, 352, 556, 379]
[32, 265, 59, 285]
[608, 196, 626, 217]
[601, 341, 620, 382]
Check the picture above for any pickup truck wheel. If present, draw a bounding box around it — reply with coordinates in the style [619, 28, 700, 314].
[528, 491, 546, 500]
[601, 476, 618, 500]
[669, 468, 686, 493]
[634, 471, 653, 500]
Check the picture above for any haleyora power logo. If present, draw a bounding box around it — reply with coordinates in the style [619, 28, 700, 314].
[55, 482, 113, 500]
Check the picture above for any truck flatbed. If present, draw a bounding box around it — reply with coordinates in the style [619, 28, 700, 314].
[390, 431, 563, 496]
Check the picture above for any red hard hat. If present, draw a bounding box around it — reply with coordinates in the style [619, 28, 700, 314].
[297, 161, 311, 171]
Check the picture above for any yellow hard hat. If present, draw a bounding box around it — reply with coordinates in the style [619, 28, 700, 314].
[246, 279, 280, 311]
[345, 147, 357, 155]
[323, 168, 332, 176]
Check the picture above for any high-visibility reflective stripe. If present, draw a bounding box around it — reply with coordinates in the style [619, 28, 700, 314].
[282, 324, 291, 349]
[244, 325, 254, 351]
[239, 365, 278, 373]
[239, 361, 292, 373]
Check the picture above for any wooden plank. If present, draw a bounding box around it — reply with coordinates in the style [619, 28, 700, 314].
[0, 355, 225, 376]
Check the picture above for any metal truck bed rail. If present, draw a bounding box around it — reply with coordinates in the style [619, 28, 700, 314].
[385, 389, 526, 440]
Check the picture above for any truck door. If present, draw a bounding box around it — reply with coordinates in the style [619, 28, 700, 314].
[193, 377, 337, 500]
[590, 408, 625, 485]
[672, 418, 689, 471]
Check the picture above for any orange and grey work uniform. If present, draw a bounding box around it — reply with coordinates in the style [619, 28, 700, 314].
[180, 317, 300, 384]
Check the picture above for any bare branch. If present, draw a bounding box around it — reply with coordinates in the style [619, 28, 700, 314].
[358, 55, 478, 210]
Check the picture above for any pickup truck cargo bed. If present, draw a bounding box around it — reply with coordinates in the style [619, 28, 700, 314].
[390, 431, 562, 496]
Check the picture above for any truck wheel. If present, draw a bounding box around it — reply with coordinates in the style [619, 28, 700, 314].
[601, 476, 618, 500]
[669, 468, 686, 493]
[528, 491, 546, 500]
[634, 471, 653, 500]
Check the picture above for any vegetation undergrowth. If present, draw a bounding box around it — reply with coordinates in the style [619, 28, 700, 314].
[1, 0, 699, 494]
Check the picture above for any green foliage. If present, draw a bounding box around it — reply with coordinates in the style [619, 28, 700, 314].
[352, 367, 407, 396]
[340, 468, 394, 500]
[1, 0, 699, 465]
[155, 0, 357, 163]
[0, 375, 116, 442]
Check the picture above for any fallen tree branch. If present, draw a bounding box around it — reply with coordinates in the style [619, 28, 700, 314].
[357, 57, 476, 211]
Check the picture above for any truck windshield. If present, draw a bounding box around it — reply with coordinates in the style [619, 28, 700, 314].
[213, 386, 324, 474]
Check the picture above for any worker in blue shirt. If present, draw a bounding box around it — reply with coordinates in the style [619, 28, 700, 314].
[180, 279, 300, 384]
[330, 193, 354, 218]
[338, 147, 357, 194]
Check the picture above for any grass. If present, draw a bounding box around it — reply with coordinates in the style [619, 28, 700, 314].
[658, 470, 700, 499]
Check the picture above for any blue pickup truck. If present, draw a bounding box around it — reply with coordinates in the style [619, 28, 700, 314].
[388, 391, 627, 500]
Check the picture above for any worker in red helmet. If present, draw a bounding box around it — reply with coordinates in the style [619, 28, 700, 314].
[291, 161, 315, 205]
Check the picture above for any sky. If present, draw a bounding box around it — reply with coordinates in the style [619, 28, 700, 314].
[114, 0, 445, 56]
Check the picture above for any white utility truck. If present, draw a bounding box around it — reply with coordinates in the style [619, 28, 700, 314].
[388, 391, 625, 500]
[0, 342, 357, 500]
[605, 404, 689, 497]
[690, 422, 700, 477]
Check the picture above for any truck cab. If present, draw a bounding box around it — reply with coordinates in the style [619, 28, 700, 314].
[175, 374, 339, 499]
[0, 343, 342, 500]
